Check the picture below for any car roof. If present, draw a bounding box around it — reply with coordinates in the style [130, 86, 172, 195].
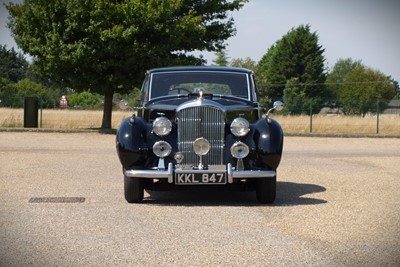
[147, 66, 253, 75]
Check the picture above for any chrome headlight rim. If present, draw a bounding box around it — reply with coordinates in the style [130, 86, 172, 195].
[152, 117, 172, 137]
[193, 137, 210, 156]
[153, 141, 172, 158]
[230, 141, 250, 159]
[230, 117, 250, 137]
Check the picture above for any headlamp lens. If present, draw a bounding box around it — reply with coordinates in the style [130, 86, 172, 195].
[231, 142, 250, 159]
[230, 118, 250, 137]
[153, 117, 172, 136]
[153, 141, 172, 158]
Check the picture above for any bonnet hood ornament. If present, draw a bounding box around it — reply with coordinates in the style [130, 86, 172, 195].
[194, 87, 204, 99]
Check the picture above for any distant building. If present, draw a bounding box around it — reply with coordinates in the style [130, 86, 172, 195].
[319, 106, 344, 116]
[383, 100, 400, 114]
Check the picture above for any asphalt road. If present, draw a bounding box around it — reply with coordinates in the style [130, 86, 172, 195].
[0, 132, 399, 266]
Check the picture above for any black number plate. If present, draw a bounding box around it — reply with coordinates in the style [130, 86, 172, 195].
[175, 173, 226, 185]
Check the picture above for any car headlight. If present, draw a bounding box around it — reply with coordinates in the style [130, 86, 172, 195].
[153, 141, 172, 158]
[231, 142, 249, 159]
[230, 118, 250, 137]
[152, 117, 172, 136]
[193, 137, 210, 156]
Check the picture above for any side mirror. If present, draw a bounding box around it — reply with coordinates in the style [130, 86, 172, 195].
[119, 99, 129, 110]
[266, 101, 284, 117]
[273, 101, 284, 112]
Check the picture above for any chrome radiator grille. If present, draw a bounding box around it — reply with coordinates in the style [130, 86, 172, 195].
[177, 106, 225, 166]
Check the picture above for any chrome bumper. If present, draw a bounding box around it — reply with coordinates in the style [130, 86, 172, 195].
[124, 163, 276, 184]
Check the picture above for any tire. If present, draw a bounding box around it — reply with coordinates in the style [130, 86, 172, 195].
[256, 176, 276, 204]
[124, 176, 144, 203]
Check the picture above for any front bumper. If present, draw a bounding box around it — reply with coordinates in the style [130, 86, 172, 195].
[124, 163, 276, 184]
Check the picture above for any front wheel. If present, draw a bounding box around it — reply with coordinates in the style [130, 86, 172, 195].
[256, 176, 276, 204]
[124, 176, 144, 203]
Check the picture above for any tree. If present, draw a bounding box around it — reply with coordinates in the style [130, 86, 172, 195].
[0, 45, 60, 108]
[387, 76, 399, 99]
[68, 91, 101, 109]
[326, 58, 362, 98]
[257, 24, 327, 113]
[213, 49, 229, 66]
[335, 65, 396, 115]
[230, 57, 256, 71]
[327, 58, 397, 115]
[0, 44, 28, 83]
[0, 78, 50, 108]
[7, 0, 247, 128]
[282, 78, 307, 115]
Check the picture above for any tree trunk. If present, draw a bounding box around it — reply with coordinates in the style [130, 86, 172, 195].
[101, 91, 114, 129]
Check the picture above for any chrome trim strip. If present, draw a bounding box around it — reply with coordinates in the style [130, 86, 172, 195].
[124, 163, 276, 184]
[167, 162, 173, 183]
[227, 163, 233, 183]
[176, 98, 227, 113]
[125, 162, 174, 182]
[232, 170, 276, 178]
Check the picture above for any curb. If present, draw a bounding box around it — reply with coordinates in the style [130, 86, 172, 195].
[0, 127, 117, 135]
[1, 127, 400, 138]
[284, 132, 400, 138]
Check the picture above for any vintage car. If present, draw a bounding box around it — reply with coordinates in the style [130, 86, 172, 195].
[116, 66, 284, 203]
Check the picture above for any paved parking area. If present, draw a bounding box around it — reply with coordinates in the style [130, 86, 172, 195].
[1, 132, 399, 266]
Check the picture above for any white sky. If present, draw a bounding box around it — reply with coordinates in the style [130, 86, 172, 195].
[1, 0, 399, 82]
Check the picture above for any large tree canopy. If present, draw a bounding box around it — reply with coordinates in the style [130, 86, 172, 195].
[257, 24, 327, 113]
[7, 0, 247, 128]
[326, 58, 363, 89]
[327, 58, 396, 115]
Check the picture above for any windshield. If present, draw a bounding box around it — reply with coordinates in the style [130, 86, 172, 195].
[149, 71, 250, 100]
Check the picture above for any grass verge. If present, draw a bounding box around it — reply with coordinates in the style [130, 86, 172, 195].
[1, 108, 399, 135]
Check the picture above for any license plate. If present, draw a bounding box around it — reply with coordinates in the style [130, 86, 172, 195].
[175, 172, 226, 185]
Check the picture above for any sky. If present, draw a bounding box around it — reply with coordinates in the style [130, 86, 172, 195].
[1, 0, 399, 82]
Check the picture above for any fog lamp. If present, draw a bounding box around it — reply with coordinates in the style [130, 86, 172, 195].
[174, 152, 184, 164]
[153, 141, 172, 158]
[152, 117, 172, 136]
[193, 137, 210, 156]
[231, 142, 249, 159]
[230, 118, 250, 137]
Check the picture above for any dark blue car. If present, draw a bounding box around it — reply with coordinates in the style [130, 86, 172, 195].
[116, 66, 284, 203]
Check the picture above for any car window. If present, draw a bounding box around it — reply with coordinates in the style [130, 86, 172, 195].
[150, 71, 250, 100]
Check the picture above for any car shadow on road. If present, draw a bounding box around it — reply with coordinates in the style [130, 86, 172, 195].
[274, 182, 327, 206]
[143, 182, 327, 206]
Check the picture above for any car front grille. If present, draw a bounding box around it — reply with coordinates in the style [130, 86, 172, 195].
[177, 105, 225, 167]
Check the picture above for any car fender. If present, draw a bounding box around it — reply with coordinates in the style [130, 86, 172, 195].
[116, 116, 149, 169]
[253, 117, 284, 170]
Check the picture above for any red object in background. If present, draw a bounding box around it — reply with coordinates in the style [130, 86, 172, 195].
[60, 95, 68, 109]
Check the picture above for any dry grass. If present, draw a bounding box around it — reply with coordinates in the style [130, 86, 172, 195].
[273, 114, 400, 135]
[0, 108, 131, 129]
[1, 108, 399, 134]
